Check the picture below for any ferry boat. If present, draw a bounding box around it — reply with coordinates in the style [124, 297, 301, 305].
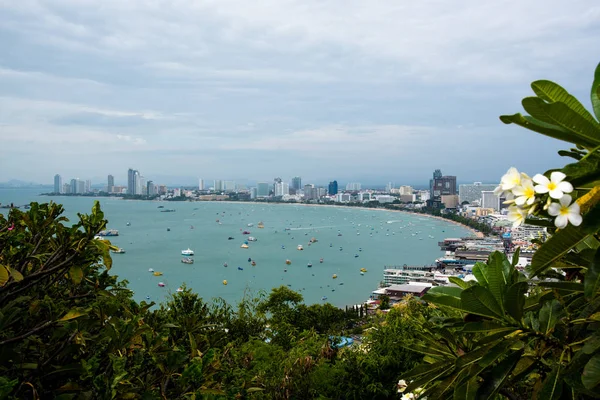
[111, 248, 126, 254]
[97, 229, 119, 237]
[181, 248, 194, 256]
[181, 257, 194, 264]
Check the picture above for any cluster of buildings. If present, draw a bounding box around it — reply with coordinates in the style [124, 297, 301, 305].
[53, 175, 92, 195]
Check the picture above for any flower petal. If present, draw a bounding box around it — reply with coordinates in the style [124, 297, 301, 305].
[549, 188, 564, 199]
[568, 202, 580, 214]
[512, 186, 526, 196]
[534, 185, 550, 194]
[533, 174, 549, 185]
[557, 181, 573, 193]
[550, 171, 566, 183]
[515, 196, 527, 206]
[547, 203, 561, 216]
[559, 194, 572, 207]
[568, 212, 582, 226]
[554, 214, 568, 229]
[526, 196, 535, 206]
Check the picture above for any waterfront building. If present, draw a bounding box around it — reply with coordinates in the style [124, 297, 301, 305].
[400, 194, 415, 203]
[107, 175, 114, 193]
[441, 195, 460, 209]
[358, 192, 372, 202]
[214, 180, 223, 192]
[54, 174, 62, 194]
[432, 175, 457, 197]
[371, 283, 432, 303]
[250, 187, 258, 199]
[328, 180, 338, 195]
[336, 193, 351, 203]
[346, 182, 361, 191]
[459, 182, 498, 204]
[399, 185, 413, 195]
[158, 185, 167, 195]
[374, 195, 395, 203]
[418, 190, 430, 202]
[223, 181, 236, 192]
[430, 169, 442, 199]
[77, 180, 85, 194]
[274, 182, 289, 197]
[70, 178, 78, 194]
[256, 182, 270, 198]
[147, 181, 155, 196]
[127, 169, 140, 195]
[198, 179, 204, 190]
[291, 177, 302, 191]
[386, 182, 393, 193]
[62, 183, 70, 194]
[481, 191, 500, 211]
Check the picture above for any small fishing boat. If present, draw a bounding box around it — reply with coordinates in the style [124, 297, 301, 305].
[251, 261, 256, 266]
[223, 280, 228, 285]
[176, 287, 184, 293]
[297, 245, 304, 251]
[148, 268, 154, 273]
[167, 228, 171, 231]
[281, 245, 285, 249]
[360, 271, 365, 275]
[330, 243, 333, 247]
[153, 271, 163, 276]
[257, 222, 264, 229]
[242, 231, 251, 235]
[181, 248, 194, 256]
[360, 268, 367, 273]
[321, 296, 327, 301]
[126, 222, 131, 226]
[320, 258, 324, 263]
[337, 233, 342, 237]
[228, 237, 234, 240]
[158, 282, 165, 287]
[238, 266, 244, 271]
[354, 254, 359, 258]
[181, 257, 194, 264]
[307, 263, 313, 268]
[223, 262, 228, 267]
[332, 274, 337, 279]
[241, 244, 249, 249]
[285, 259, 292, 265]
[248, 236, 257, 241]
[111, 248, 126, 254]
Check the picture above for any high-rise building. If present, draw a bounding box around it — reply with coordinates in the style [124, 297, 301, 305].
[256, 182, 270, 198]
[77, 180, 85, 194]
[459, 182, 498, 204]
[70, 178, 78, 194]
[62, 183, 70, 194]
[432, 175, 457, 198]
[482, 191, 500, 211]
[223, 181, 236, 192]
[274, 182, 289, 197]
[107, 175, 114, 193]
[214, 180, 223, 192]
[198, 179, 204, 190]
[138, 176, 146, 196]
[291, 177, 302, 191]
[328, 180, 338, 195]
[54, 174, 62, 194]
[430, 169, 442, 198]
[399, 186, 413, 195]
[345, 182, 361, 191]
[147, 180, 155, 196]
[127, 169, 140, 195]
[303, 184, 319, 200]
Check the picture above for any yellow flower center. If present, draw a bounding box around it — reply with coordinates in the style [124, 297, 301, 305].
[525, 187, 535, 198]
[547, 182, 557, 191]
[559, 206, 570, 216]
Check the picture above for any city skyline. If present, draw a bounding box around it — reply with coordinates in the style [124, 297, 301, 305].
[2, 1, 597, 183]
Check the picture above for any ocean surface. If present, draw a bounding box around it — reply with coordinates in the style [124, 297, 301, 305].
[0, 188, 471, 307]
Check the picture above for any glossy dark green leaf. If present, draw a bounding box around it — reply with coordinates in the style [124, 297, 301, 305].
[504, 282, 528, 321]
[531, 80, 598, 124]
[582, 331, 600, 355]
[582, 354, 600, 390]
[538, 299, 564, 335]
[511, 247, 521, 267]
[530, 224, 589, 277]
[538, 282, 584, 292]
[461, 321, 515, 333]
[584, 247, 600, 299]
[486, 252, 510, 314]
[591, 62, 600, 121]
[472, 262, 489, 286]
[454, 376, 479, 400]
[499, 113, 595, 147]
[461, 286, 503, 319]
[476, 350, 523, 400]
[538, 365, 563, 400]
[449, 276, 473, 289]
[421, 293, 463, 312]
[428, 286, 463, 297]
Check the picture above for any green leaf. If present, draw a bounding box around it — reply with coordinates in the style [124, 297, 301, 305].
[538, 365, 563, 400]
[472, 262, 489, 286]
[69, 266, 83, 284]
[9, 268, 23, 282]
[582, 353, 600, 390]
[584, 247, 600, 299]
[475, 350, 523, 400]
[582, 331, 600, 355]
[591, 62, 600, 121]
[538, 282, 584, 292]
[504, 282, 528, 321]
[531, 80, 598, 125]
[530, 224, 589, 277]
[0, 266, 9, 286]
[511, 247, 521, 267]
[59, 309, 86, 321]
[538, 299, 564, 336]
[427, 286, 463, 297]
[522, 97, 600, 146]
[461, 286, 503, 319]
[449, 276, 473, 289]
[486, 252, 510, 314]
[454, 376, 479, 400]
[422, 293, 463, 311]
[499, 113, 593, 147]
[461, 321, 516, 333]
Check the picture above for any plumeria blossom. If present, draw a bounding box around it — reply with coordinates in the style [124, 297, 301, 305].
[512, 178, 536, 206]
[507, 205, 528, 228]
[548, 194, 582, 229]
[499, 167, 522, 192]
[533, 171, 574, 199]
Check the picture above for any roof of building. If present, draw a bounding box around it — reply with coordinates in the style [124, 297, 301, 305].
[384, 284, 431, 293]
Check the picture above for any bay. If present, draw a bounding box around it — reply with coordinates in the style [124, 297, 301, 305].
[0, 188, 471, 307]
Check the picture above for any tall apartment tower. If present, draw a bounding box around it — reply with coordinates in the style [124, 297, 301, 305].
[198, 179, 204, 190]
[107, 175, 114, 193]
[291, 177, 302, 191]
[54, 174, 62, 193]
[127, 169, 139, 195]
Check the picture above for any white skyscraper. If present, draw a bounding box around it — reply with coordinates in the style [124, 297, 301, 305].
[85, 180, 92, 193]
[275, 182, 289, 196]
[198, 179, 204, 190]
[481, 191, 500, 211]
[214, 180, 223, 191]
[346, 182, 362, 191]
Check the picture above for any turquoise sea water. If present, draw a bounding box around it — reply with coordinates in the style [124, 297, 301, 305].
[0, 188, 471, 307]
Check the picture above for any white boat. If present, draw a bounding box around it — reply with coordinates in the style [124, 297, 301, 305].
[111, 248, 126, 254]
[297, 245, 304, 250]
[181, 248, 194, 256]
[247, 236, 257, 242]
[181, 257, 194, 264]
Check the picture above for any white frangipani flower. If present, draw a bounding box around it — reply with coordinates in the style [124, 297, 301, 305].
[533, 171, 573, 199]
[499, 167, 522, 191]
[547, 195, 582, 229]
[513, 178, 536, 206]
[507, 205, 527, 228]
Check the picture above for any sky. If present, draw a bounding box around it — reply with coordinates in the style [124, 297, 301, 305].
[1, 0, 599, 186]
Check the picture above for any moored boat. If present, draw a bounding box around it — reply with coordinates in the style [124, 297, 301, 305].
[158, 282, 165, 287]
[97, 229, 119, 237]
[241, 244, 249, 249]
[181, 248, 194, 256]
[297, 245, 304, 251]
[153, 271, 163, 276]
[111, 248, 126, 254]
[181, 257, 194, 264]
[285, 259, 292, 265]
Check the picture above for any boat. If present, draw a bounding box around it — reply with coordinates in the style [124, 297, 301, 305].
[160, 209, 176, 212]
[190, 225, 194, 229]
[158, 282, 165, 287]
[320, 258, 324, 263]
[157, 205, 164, 208]
[285, 259, 292, 265]
[360, 271, 365, 275]
[248, 236, 257, 242]
[360, 268, 367, 273]
[181, 257, 194, 264]
[307, 263, 312, 268]
[310, 237, 318, 243]
[223, 262, 228, 267]
[93, 236, 105, 241]
[241, 244, 249, 249]
[111, 248, 126, 254]
[248, 257, 252, 262]
[257, 222, 264, 229]
[238, 266, 244, 271]
[337, 233, 342, 237]
[322, 296, 327, 301]
[97, 229, 119, 237]
[148, 268, 154, 272]
[223, 280, 228, 285]
[153, 271, 163, 276]
[281, 245, 285, 249]
[355, 254, 359, 258]
[126, 222, 131, 226]
[247, 223, 254, 227]
[297, 245, 304, 251]
[242, 231, 251, 235]
[181, 248, 194, 256]
[332, 274, 337, 279]
[167, 228, 171, 231]
[176, 287, 184, 293]
[228, 237, 234, 240]
[251, 261, 256, 266]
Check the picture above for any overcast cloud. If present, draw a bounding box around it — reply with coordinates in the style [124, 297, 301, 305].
[1, 0, 599, 186]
